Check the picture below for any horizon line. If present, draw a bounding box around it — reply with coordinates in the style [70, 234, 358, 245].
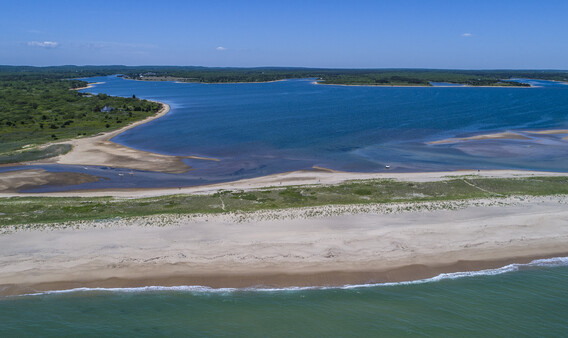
[2, 65, 568, 72]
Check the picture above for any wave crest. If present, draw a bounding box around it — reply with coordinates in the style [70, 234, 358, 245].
[16, 256, 568, 297]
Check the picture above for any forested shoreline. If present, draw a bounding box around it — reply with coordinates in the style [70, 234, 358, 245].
[0, 69, 160, 158]
[3, 65, 567, 86]
[1, 65, 567, 162]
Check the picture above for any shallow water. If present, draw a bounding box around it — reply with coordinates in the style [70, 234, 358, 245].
[106, 77, 568, 172]
[3, 76, 568, 192]
[2, 259, 567, 336]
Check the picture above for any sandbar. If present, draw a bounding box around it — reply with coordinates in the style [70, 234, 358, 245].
[1, 168, 567, 198]
[31, 102, 208, 173]
[428, 132, 531, 144]
[524, 129, 568, 135]
[0, 169, 99, 193]
[428, 128, 568, 145]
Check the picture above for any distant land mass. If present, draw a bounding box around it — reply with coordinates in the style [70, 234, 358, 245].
[2, 65, 568, 86]
[1, 65, 567, 164]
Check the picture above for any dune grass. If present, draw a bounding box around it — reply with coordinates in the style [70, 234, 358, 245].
[1, 176, 567, 227]
[0, 144, 72, 164]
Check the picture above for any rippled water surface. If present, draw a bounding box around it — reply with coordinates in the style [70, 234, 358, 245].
[3, 76, 568, 191]
[2, 261, 567, 336]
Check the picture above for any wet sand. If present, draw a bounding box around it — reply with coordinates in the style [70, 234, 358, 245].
[1, 168, 567, 198]
[0, 169, 99, 193]
[1, 195, 567, 296]
[429, 128, 568, 145]
[525, 129, 568, 135]
[33, 102, 202, 173]
[428, 132, 531, 144]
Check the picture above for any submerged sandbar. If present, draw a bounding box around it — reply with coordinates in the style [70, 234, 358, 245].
[428, 128, 568, 145]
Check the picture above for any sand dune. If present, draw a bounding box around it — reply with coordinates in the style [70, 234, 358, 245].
[1, 195, 567, 296]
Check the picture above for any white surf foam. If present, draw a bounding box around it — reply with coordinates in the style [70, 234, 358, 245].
[14, 256, 568, 297]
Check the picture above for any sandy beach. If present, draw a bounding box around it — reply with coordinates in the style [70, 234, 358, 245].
[30, 102, 215, 173]
[1, 168, 567, 198]
[71, 82, 105, 91]
[1, 194, 567, 296]
[313, 81, 534, 88]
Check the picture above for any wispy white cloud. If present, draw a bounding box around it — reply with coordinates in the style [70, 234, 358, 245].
[461, 33, 473, 37]
[27, 41, 58, 48]
[216, 46, 227, 51]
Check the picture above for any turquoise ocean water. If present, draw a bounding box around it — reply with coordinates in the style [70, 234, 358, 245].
[1, 259, 567, 336]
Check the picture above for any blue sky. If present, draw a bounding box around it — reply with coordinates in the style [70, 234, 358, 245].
[1, 0, 567, 69]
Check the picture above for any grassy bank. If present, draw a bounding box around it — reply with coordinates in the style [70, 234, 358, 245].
[2, 66, 565, 159]
[1, 176, 568, 227]
[0, 71, 162, 157]
[0, 144, 72, 164]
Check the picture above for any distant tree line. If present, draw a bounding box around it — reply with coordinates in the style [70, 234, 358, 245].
[2, 65, 567, 86]
[117, 67, 567, 86]
[1, 65, 567, 156]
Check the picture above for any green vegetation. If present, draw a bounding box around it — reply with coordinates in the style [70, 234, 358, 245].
[0, 72, 161, 155]
[4, 65, 568, 87]
[117, 68, 568, 87]
[1, 65, 566, 161]
[1, 176, 567, 226]
[315, 70, 536, 86]
[0, 144, 71, 164]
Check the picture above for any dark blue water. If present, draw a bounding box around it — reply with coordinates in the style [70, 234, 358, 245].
[3, 76, 568, 192]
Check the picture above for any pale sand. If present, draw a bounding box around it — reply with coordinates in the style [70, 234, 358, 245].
[428, 132, 531, 144]
[313, 82, 433, 88]
[31, 102, 214, 173]
[429, 128, 568, 145]
[129, 77, 286, 84]
[1, 195, 567, 296]
[1, 169, 567, 198]
[179, 79, 286, 84]
[525, 129, 568, 135]
[72, 82, 105, 91]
